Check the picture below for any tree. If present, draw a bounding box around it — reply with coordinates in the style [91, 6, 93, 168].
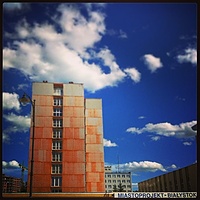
[113, 183, 125, 192]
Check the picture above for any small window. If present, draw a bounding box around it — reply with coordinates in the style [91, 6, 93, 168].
[52, 177, 62, 187]
[52, 164, 62, 174]
[52, 152, 62, 162]
[54, 98, 63, 106]
[53, 119, 63, 127]
[53, 108, 62, 117]
[52, 141, 62, 150]
[54, 88, 63, 96]
[53, 129, 62, 139]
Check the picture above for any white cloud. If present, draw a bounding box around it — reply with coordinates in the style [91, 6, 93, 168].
[2, 160, 20, 169]
[119, 29, 127, 38]
[151, 136, 160, 141]
[3, 113, 31, 133]
[183, 141, 192, 146]
[3, 92, 20, 111]
[3, 3, 23, 11]
[115, 161, 167, 172]
[176, 48, 197, 65]
[124, 68, 141, 83]
[103, 138, 118, 147]
[126, 121, 197, 139]
[143, 54, 163, 73]
[138, 116, 145, 119]
[3, 4, 129, 93]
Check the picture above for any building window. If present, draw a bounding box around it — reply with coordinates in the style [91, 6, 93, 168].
[52, 164, 62, 174]
[117, 175, 121, 178]
[51, 188, 62, 193]
[53, 108, 62, 117]
[112, 175, 116, 178]
[122, 175, 125, 178]
[54, 88, 63, 96]
[127, 180, 130, 183]
[108, 180, 111, 183]
[52, 152, 62, 162]
[53, 129, 62, 139]
[52, 141, 62, 150]
[107, 175, 111, 178]
[113, 180, 116, 183]
[108, 185, 112, 188]
[52, 177, 62, 187]
[126, 175, 130, 178]
[53, 119, 63, 127]
[122, 180, 126, 183]
[54, 98, 63, 106]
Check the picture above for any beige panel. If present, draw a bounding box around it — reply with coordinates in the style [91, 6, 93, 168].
[33, 82, 53, 95]
[86, 118, 102, 126]
[63, 96, 84, 107]
[85, 99, 102, 109]
[63, 83, 84, 96]
[63, 107, 84, 117]
[86, 144, 103, 152]
[35, 106, 52, 116]
[86, 109, 102, 118]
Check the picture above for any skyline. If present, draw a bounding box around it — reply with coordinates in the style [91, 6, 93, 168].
[2, 2, 197, 191]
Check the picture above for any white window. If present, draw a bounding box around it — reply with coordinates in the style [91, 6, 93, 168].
[53, 129, 62, 139]
[127, 180, 130, 183]
[113, 180, 116, 183]
[126, 174, 130, 178]
[54, 98, 63, 106]
[117, 175, 121, 178]
[108, 180, 111, 183]
[52, 177, 62, 187]
[112, 175, 116, 178]
[53, 119, 63, 127]
[54, 88, 63, 96]
[122, 180, 126, 183]
[108, 175, 111, 178]
[53, 108, 62, 116]
[52, 164, 62, 174]
[52, 152, 62, 162]
[122, 175, 125, 178]
[52, 141, 62, 150]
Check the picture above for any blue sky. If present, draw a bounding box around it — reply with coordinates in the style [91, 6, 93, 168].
[2, 2, 197, 191]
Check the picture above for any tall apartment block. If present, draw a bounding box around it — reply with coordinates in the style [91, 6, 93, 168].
[27, 82, 105, 193]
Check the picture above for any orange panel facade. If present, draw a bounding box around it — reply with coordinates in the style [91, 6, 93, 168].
[27, 82, 105, 193]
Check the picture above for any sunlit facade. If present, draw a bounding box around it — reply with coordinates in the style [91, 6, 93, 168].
[27, 82, 105, 193]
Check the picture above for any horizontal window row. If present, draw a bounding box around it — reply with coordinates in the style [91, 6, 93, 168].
[105, 185, 131, 188]
[106, 174, 131, 178]
[105, 180, 131, 183]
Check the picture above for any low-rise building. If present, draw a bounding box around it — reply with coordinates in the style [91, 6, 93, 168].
[2, 174, 22, 193]
[105, 166, 132, 193]
[138, 163, 197, 192]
